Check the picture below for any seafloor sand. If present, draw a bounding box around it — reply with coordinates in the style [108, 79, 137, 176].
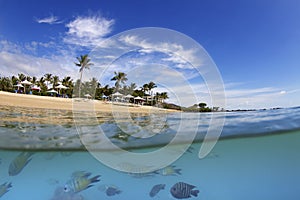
[0, 91, 176, 114]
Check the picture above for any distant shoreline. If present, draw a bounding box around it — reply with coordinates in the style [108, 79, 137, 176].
[0, 91, 178, 114]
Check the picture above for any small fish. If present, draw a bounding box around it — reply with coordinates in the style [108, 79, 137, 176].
[160, 165, 182, 176]
[50, 186, 85, 200]
[9, 152, 34, 176]
[64, 171, 100, 193]
[170, 182, 199, 199]
[149, 184, 165, 197]
[0, 182, 12, 198]
[105, 186, 122, 196]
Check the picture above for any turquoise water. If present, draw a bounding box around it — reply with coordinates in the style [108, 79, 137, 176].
[0, 106, 300, 199]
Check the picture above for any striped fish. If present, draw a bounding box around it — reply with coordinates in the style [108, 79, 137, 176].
[170, 182, 199, 199]
[149, 184, 165, 197]
[64, 171, 100, 193]
[9, 152, 34, 176]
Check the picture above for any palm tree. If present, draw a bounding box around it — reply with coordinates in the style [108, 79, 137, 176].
[52, 75, 60, 88]
[161, 92, 168, 101]
[147, 81, 157, 105]
[18, 73, 26, 82]
[44, 73, 52, 89]
[156, 92, 169, 103]
[111, 71, 128, 92]
[11, 76, 19, 86]
[31, 76, 37, 85]
[142, 83, 149, 95]
[127, 82, 137, 95]
[75, 54, 94, 97]
[62, 76, 73, 97]
[147, 81, 157, 94]
[37, 77, 47, 93]
[0, 77, 13, 92]
[102, 84, 113, 97]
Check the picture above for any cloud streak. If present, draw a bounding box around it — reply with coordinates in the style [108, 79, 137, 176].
[64, 15, 114, 47]
[35, 15, 62, 24]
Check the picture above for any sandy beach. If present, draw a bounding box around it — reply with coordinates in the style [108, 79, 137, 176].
[0, 91, 177, 114]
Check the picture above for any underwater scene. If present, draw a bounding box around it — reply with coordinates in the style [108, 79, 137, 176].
[0, 105, 300, 200]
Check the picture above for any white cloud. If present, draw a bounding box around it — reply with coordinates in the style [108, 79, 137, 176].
[64, 15, 114, 47]
[118, 35, 202, 68]
[0, 48, 79, 80]
[35, 15, 62, 24]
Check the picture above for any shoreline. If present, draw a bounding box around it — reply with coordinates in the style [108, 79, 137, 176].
[0, 91, 178, 114]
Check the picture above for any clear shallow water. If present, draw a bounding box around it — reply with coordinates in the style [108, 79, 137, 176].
[0, 106, 300, 199]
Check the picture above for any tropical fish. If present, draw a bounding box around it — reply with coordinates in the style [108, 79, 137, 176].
[105, 185, 122, 196]
[9, 152, 34, 176]
[160, 165, 182, 176]
[50, 186, 85, 200]
[0, 182, 12, 198]
[149, 184, 165, 197]
[170, 182, 199, 199]
[64, 171, 100, 193]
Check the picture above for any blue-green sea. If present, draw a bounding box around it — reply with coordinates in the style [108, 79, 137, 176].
[0, 105, 300, 199]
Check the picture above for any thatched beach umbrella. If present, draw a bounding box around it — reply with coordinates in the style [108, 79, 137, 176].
[55, 84, 68, 95]
[47, 89, 58, 95]
[21, 80, 32, 94]
[134, 96, 145, 104]
[31, 85, 41, 92]
[14, 83, 24, 92]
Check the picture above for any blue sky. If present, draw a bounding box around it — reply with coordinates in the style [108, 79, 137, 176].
[0, 0, 300, 109]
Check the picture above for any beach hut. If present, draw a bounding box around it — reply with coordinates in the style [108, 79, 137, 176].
[21, 80, 32, 94]
[124, 94, 134, 103]
[55, 84, 68, 96]
[31, 85, 41, 92]
[14, 83, 24, 93]
[47, 89, 58, 96]
[111, 92, 124, 102]
[134, 96, 145, 105]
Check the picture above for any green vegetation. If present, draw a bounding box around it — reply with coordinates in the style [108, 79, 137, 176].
[0, 54, 221, 112]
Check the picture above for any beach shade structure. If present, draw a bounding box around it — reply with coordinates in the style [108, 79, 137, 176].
[111, 92, 124, 97]
[47, 89, 58, 95]
[55, 84, 68, 95]
[31, 85, 41, 91]
[84, 94, 92, 99]
[124, 94, 134, 98]
[21, 80, 32, 94]
[134, 96, 145, 100]
[55, 84, 68, 89]
[124, 94, 134, 103]
[14, 83, 24, 93]
[134, 96, 145, 104]
[14, 83, 24, 89]
[111, 92, 124, 102]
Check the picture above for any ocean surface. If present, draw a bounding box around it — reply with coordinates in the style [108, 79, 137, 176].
[0, 105, 300, 199]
